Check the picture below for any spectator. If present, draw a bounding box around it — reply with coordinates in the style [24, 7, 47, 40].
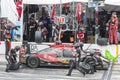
[27, 18, 38, 42]
[39, 14, 52, 42]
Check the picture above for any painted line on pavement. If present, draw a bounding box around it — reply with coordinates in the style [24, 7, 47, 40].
[102, 61, 113, 80]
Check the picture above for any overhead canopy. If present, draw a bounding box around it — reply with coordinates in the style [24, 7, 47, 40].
[1, 0, 18, 25]
[104, 0, 120, 11]
[103, 4, 120, 12]
[71, 0, 88, 3]
[23, 0, 120, 6]
[23, 0, 88, 4]
[105, 0, 120, 6]
[23, 0, 120, 13]
[23, 0, 71, 4]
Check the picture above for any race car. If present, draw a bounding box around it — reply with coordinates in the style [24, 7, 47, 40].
[19, 44, 76, 68]
[19, 42, 109, 69]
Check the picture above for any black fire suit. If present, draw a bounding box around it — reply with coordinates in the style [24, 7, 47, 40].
[66, 48, 85, 76]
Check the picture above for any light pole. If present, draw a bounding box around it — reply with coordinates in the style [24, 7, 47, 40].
[94, 0, 105, 44]
[88, 0, 104, 44]
[58, 0, 62, 42]
[94, 2, 99, 44]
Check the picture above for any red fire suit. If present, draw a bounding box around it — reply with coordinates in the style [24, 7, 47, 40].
[77, 3, 82, 23]
[16, 1, 22, 19]
[77, 31, 85, 42]
[109, 17, 118, 44]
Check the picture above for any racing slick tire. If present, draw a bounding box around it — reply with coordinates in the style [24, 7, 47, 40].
[83, 56, 95, 65]
[82, 56, 96, 73]
[97, 38, 108, 45]
[27, 56, 40, 68]
[35, 31, 42, 43]
[79, 62, 94, 74]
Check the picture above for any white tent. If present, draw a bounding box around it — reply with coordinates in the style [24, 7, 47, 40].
[23, 0, 88, 5]
[71, 0, 88, 3]
[1, 0, 18, 25]
[105, 0, 120, 6]
[104, 0, 120, 11]
[23, 0, 71, 4]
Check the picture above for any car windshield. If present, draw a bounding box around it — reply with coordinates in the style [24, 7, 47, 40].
[39, 48, 62, 54]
